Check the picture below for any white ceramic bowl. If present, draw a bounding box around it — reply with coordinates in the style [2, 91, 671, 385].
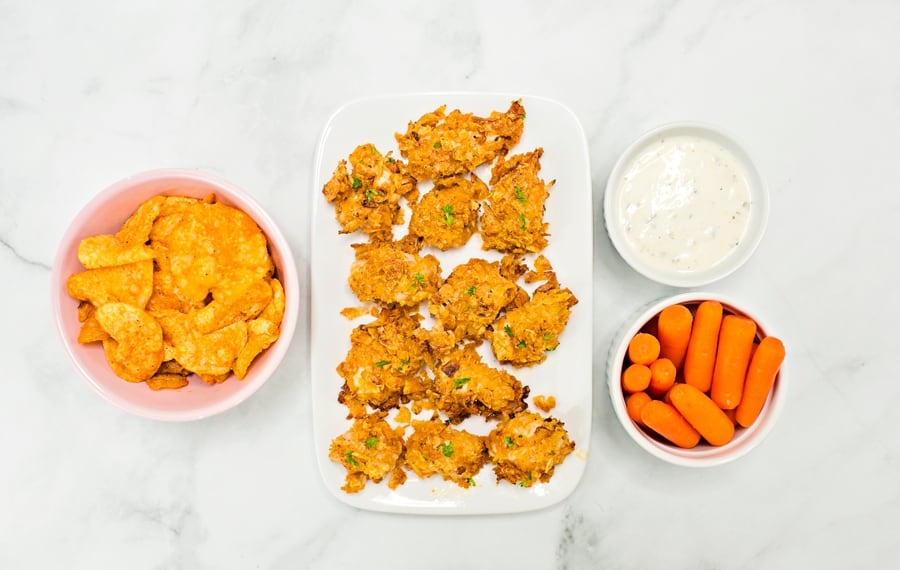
[607, 292, 786, 467]
[604, 122, 768, 287]
[51, 169, 299, 421]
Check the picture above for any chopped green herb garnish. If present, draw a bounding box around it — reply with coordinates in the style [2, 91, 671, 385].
[364, 188, 381, 201]
[545, 346, 557, 352]
[441, 204, 454, 227]
[370, 144, 378, 154]
[433, 141, 442, 148]
[386, 157, 395, 163]
[516, 340, 527, 349]
[519, 213, 527, 231]
[365, 437, 378, 449]
[504, 436, 514, 448]
[514, 186, 527, 203]
[465, 285, 476, 296]
[411, 272, 425, 289]
[345, 450, 358, 467]
[467, 477, 476, 486]
[453, 377, 471, 388]
[504, 324, 513, 337]
[351, 176, 362, 189]
[395, 358, 410, 372]
[375, 360, 390, 368]
[440, 441, 454, 457]
[543, 332, 553, 341]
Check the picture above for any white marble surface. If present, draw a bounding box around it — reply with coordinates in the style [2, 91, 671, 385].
[2, 0, 899, 568]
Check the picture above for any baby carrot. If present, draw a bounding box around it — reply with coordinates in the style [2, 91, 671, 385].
[648, 357, 677, 397]
[669, 383, 735, 446]
[622, 363, 651, 393]
[735, 336, 785, 428]
[640, 400, 701, 449]
[710, 315, 757, 410]
[628, 333, 660, 365]
[626, 391, 652, 426]
[657, 304, 693, 370]
[683, 301, 723, 393]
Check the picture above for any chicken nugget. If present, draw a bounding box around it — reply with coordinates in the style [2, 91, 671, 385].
[329, 412, 406, 494]
[322, 144, 418, 239]
[347, 237, 441, 308]
[428, 258, 518, 343]
[337, 308, 431, 418]
[395, 100, 526, 181]
[428, 343, 528, 423]
[488, 279, 578, 367]
[404, 416, 487, 488]
[480, 148, 555, 254]
[486, 411, 575, 487]
[408, 174, 487, 250]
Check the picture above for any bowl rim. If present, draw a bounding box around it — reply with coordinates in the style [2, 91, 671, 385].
[606, 291, 786, 467]
[603, 121, 770, 287]
[50, 168, 300, 421]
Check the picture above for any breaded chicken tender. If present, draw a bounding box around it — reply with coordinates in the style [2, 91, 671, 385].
[404, 415, 488, 488]
[395, 100, 526, 181]
[486, 411, 575, 488]
[408, 174, 488, 250]
[428, 343, 528, 423]
[329, 412, 407, 493]
[348, 236, 442, 307]
[480, 148, 555, 254]
[337, 308, 430, 418]
[488, 278, 578, 367]
[428, 258, 519, 343]
[322, 144, 418, 239]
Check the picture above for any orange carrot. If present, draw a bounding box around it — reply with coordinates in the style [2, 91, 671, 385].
[622, 363, 651, 393]
[628, 333, 660, 365]
[626, 392, 652, 426]
[710, 315, 757, 410]
[657, 304, 693, 370]
[683, 301, 723, 392]
[640, 400, 701, 449]
[648, 358, 677, 397]
[669, 383, 735, 446]
[735, 336, 785, 428]
[722, 407, 737, 425]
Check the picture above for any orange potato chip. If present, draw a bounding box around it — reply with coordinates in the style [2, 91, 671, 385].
[77, 301, 94, 323]
[115, 195, 165, 246]
[102, 339, 146, 383]
[258, 278, 285, 325]
[174, 320, 248, 377]
[146, 373, 190, 391]
[77, 234, 155, 269]
[234, 318, 280, 379]
[77, 314, 110, 344]
[66, 260, 154, 308]
[191, 279, 272, 335]
[95, 302, 164, 381]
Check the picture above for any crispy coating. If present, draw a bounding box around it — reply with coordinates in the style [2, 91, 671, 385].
[347, 237, 442, 307]
[486, 411, 575, 488]
[404, 416, 488, 488]
[337, 308, 431, 418]
[408, 174, 487, 250]
[488, 278, 578, 367]
[480, 148, 555, 254]
[428, 258, 519, 343]
[395, 100, 526, 181]
[322, 144, 418, 240]
[428, 343, 528, 423]
[329, 412, 406, 493]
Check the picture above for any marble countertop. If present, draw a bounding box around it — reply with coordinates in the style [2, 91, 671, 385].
[3, 1, 899, 568]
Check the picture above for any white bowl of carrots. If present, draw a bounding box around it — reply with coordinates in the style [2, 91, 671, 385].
[607, 292, 786, 467]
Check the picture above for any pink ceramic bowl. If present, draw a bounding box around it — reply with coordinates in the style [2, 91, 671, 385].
[607, 292, 786, 466]
[51, 169, 299, 421]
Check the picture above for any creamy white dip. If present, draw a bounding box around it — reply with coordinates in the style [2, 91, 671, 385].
[615, 134, 752, 273]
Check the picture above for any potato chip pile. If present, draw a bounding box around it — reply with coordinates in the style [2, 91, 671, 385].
[67, 194, 284, 390]
[321, 100, 579, 494]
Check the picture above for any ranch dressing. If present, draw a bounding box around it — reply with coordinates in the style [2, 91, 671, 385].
[615, 134, 752, 273]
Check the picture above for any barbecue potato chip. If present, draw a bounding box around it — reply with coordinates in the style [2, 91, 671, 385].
[95, 302, 164, 382]
[77, 234, 155, 269]
[66, 260, 154, 309]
